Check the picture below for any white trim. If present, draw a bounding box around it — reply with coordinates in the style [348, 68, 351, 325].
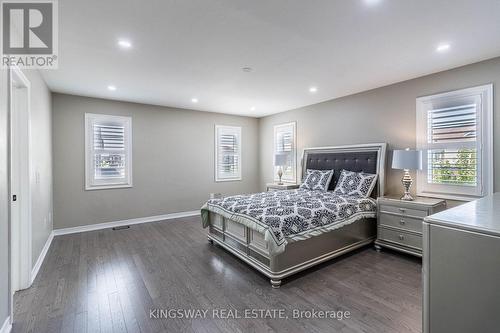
[84, 184, 133, 191]
[30, 232, 54, 285]
[53, 210, 200, 236]
[0, 316, 11, 333]
[9, 65, 32, 291]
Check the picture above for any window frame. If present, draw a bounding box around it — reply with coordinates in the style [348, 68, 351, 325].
[416, 84, 493, 201]
[214, 125, 242, 182]
[85, 113, 133, 190]
[273, 121, 297, 183]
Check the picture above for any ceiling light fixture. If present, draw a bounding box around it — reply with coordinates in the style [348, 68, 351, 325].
[191, 98, 198, 103]
[436, 43, 450, 53]
[364, 0, 381, 5]
[242, 67, 253, 72]
[250, 106, 256, 111]
[117, 39, 132, 49]
[107, 85, 117, 91]
[309, 86, 318, 93]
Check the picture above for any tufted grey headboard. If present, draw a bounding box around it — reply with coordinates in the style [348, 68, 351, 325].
[301, 143, 387, 198]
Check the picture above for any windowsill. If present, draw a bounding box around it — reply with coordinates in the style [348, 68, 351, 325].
[416, 191, 483, 202]
[273, 180, 297, 184]
[215, 178, 242, 182]
[85, 184, 133, 191]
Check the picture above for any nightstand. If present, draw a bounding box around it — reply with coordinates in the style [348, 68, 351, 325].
[375, 196, 446, 256]
[266, 183, 299, 191]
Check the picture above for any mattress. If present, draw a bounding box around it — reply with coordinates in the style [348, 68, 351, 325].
[201, 189, 377, 255]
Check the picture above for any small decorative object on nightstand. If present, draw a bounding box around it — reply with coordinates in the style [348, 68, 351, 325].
[392, 148, 422, 201]
[274, 153, 288, 185]
[266, 183, 299, 192]
[375, 196, 445, 256]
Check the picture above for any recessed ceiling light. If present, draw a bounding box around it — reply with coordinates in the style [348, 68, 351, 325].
[107, 85, 117, 91]
[436, 43, 450, 53]
[242, 67, 253, 72]
[117, 39, 132, 49]
[191, 98, 198, 103]
[364, 0, 381, 5]
[309, 86, 318, 93]
[250, 106, 256, 111]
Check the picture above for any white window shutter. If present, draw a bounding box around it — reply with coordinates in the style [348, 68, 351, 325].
[273, 122, 297, 183]
[85, 113, 132, 190]
[215, 125, 242, 181]
[416, 84, 493, 200]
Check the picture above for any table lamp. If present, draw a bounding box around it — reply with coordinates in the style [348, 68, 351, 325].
[392, 148, 422, 201]
[274, 153, 288, 185]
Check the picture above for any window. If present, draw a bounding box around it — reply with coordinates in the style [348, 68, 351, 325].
[416, 84, 493, 200]
[85, 113, 132, 190]
[274, 122, 297, 183]
[215, 125, 241, 181]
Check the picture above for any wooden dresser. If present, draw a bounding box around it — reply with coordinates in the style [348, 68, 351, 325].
[375, 196, 446, 256]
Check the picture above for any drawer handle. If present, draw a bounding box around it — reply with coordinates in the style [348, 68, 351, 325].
[399, 219, 406, 225]
[398, 208, 406, 213]
[398, 234, 405, 240]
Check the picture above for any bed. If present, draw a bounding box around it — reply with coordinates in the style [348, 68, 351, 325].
[201, 143, 387, 288]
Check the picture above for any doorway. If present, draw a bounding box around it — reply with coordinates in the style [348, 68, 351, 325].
[9, 66, 32, 294]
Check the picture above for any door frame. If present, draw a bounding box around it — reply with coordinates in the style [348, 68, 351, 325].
[9, 65, 32, 294]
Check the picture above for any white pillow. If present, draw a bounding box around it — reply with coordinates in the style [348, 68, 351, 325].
[300, 169, 334, 191]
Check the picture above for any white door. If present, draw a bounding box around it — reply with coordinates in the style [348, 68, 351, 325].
[10, 67, 32, 292]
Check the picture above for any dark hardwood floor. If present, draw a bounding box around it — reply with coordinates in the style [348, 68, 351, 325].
[13, 216, 422, 333]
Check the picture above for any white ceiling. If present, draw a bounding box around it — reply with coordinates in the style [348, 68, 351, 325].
[41, 0, 500, 117]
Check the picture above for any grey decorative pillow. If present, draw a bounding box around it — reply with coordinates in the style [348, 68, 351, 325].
[300, 169, 334, 191]
[333, 169, 378, 197]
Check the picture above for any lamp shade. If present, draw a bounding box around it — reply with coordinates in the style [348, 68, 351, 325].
[392, 149, 422, 170]
[274, 153, 288, 166]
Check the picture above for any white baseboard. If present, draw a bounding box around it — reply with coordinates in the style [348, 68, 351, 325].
[0, 317, 11, 333]
[31, 231, 54, 285]
[52, 210, 200, 236]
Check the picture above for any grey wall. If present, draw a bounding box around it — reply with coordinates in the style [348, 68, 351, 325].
[52, 93, 260, 229]
[0, 66, 10, 330]
[259, 57, 500, 200]
[23, 70, 53, 267]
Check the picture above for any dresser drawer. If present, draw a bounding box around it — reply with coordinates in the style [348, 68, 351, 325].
[378, 227, 422, 250]
[379, 213, 422, 234]
[379, 204, 428, 218]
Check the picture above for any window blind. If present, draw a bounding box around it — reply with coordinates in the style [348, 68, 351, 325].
[427, 104, 478, 186]
[215, 126, 241, 181]
[416, 84, 492, 200]
[85, 114, 132, 189]
[428, 104, 477, 143]
[93, 123, 126, 179]
[274, 122, 296, 182]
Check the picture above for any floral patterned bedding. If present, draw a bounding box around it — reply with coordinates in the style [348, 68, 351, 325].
[201, 189, 376, 255]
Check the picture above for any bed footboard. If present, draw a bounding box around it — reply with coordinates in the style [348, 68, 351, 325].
[207, 211, 376, 287]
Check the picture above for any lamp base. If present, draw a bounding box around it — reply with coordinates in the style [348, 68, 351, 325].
[400, 169, 414, 201]
[400, 192, 414, 201]
[277, 167, 283, 185]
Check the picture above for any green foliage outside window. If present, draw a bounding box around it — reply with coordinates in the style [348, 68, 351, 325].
[431, 148, 477, 186]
